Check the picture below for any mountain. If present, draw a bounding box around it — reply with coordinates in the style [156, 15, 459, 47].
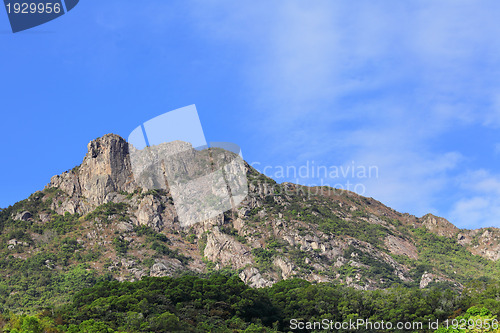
[0, 133, 499, 312]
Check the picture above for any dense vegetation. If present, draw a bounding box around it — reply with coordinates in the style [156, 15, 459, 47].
[0, 273, 499, 332]
[0, 190, 118, 312]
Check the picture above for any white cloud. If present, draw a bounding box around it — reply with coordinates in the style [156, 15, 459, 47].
[344, 132, 464, 216]
[448, 170, 500, 228]
[450, 197, 500, 229]
[458, 169, 500, 195]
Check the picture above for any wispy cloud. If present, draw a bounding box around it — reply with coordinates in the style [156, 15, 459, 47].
[449, 169, 500, 228]
[170, 1, 500, 228]
[495, 143, 500, 155]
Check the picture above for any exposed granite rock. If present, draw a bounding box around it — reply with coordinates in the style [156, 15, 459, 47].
[135, 195, 164, 231]
[7, 239, 29, 250]
[48, 134, 136, 212]
[150, 259, 183, 277]
[239, 267, 273, 288]
[117, 222, 134, 233]
[420, 272, 434, 289]
[420, 214, 459, 238]
[49, 172, 80, 198]
[79, 134, 136, 205]
[203, 228, 253, 269]
[468, 229, 500, 261]
[38, 212, 51, 223]
[121, 259, 136, 268]
[273, 257, 296, 279]
[51, 198, 79, 215]
[384, 235, 418, 260]
[419, 272, 459, 289]
[13, 211, 32, 221]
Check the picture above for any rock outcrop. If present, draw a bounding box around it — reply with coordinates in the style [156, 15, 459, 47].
[78, 134, 136, 205]
[49, 134, 136, 211]
[420, 214, 459, 237]
[203, 228, 253, 269]
[13, 211, 32, 221]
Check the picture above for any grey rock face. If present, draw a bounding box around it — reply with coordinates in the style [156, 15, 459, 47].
[149, 259, 183, 277]
[14, 211, 32, 221]
[420, 214, 459, 237]
[384, 235, 418, 260]
[48, 134, 136, 210]
[78, 134, 136, 205]
[7, 239, 29, 250]
[203, 228, 253, 269]
[117, 222, 134, 233]
[273, 257, 296, 280]
[131, 141, 247, 227]
[418, 272, 457, 289]
[239, 267, 273, 288]
[135, 195, 164, 230]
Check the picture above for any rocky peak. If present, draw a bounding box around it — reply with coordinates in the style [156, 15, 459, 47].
[78, 134, 136, 205]
[49, 134, 136, 209]
[419, 213, 459, 237]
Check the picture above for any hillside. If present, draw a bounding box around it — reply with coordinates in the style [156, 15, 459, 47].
[0, 134, 499, 312]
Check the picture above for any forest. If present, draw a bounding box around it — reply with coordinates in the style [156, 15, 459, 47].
[0, 272, 499, 332]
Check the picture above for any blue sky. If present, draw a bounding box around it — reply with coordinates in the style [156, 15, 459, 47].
[1, 1, 500, 229]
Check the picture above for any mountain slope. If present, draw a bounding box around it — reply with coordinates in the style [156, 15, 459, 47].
[0, 134, 499, 312]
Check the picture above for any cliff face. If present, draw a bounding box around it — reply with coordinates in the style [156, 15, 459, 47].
[79, 134, 137, 204]
[49, 134, 136, 212]
[3, 134, 500, 292]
